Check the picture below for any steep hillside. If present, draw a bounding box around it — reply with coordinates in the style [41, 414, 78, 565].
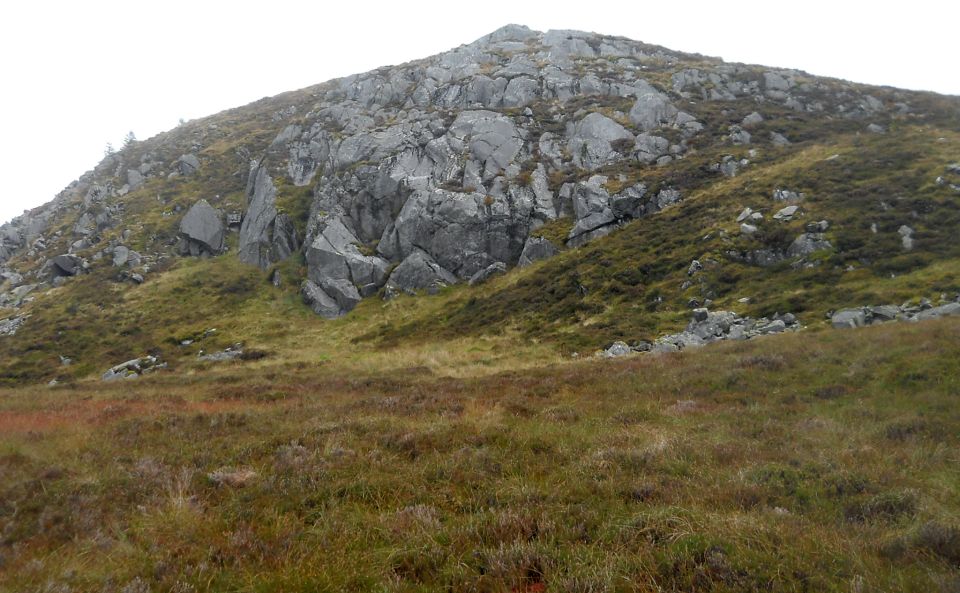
[0, 24, 958, 382]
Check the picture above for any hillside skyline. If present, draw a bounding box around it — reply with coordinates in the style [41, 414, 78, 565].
[2, 1, 958, 225]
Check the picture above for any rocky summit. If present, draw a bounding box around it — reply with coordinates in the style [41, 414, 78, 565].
[0, 22, 959, 374]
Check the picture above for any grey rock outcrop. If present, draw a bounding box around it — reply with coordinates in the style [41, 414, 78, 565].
[565, 176, 678, 246]
[832, 299, 960, 329]
[50, 254, 84, 277]
[238, 161, 299, 269]
[634, 134, 670, 164]
[2, 23, 913, 326]
[567, 112, 634, 170]
[831, 309, 866, 329]
[179, 199, 225, 257]
[239, 162, 278, 268]
[102, 355, 165, 381]
[773, 189, 804, 202]
[773, 205, 800, 220]
[379, 188, 533, 279]
[271, 213, 301, 261]
[305, 217, 388, 315]
[178, 154, 200, 175]
[112, 245, 141, 268]
[518, 236, 558, 267]
[198, 345, 245, 362]
[384, 249, 457, 296]
[770, 132, 791, 146]
[301, 280, 346, 319]
[786, 233, 832, 258]
[602, 309, 800, 357]
[468, 261, 507, 286]
[0, 315, 27, 337]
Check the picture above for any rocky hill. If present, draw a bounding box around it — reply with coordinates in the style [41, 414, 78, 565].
[1, 24, 959, 382]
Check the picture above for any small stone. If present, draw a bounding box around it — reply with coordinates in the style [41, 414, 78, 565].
[773, 205, 800, 220]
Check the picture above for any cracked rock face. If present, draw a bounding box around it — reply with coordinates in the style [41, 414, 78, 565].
[216, 24, 900, 318]
[567, 113, 634, 170]
[238, 161, 299, 270]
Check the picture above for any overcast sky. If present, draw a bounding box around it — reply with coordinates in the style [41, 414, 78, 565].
[1, 0, 957, 225]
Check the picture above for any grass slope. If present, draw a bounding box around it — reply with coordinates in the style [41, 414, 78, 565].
[1, 317, 958, 591]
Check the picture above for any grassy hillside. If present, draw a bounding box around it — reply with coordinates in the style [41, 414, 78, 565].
[4, 119, 959, 386]
[1, 316, 958, 591]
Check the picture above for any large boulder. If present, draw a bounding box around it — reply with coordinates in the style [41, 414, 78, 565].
[50, 254, 84, 277]
[634, 134, 670, 164]
[629, 88, 678, 131]
[567, 176, 616, 243]
[567, 112, 634, 170]
[179, 199, 225, 257]
[178, 154, 200, 176]
[306, 217, 389, 300]
[112, 245, 141, 268]
[385, 249, 457, 295]
[301, 280, 347, 319]
[832, 309, 866, 329]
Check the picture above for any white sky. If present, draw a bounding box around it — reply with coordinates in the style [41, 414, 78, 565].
[1, 0, 957, 225]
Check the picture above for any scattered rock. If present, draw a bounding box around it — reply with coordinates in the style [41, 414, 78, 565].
[102, 356, 165, 381]
[773, 205, 800, 221]
[786, 233, 832, 258]
[601, 309, 801, 357]
[770, 132, 791, 146]
[207, 468, 258, 488]
[898, 225, 914, 251]
[601, 341, 632, 358]
[742, 112, 764, 126]
[832, 299, 960, 329]
[728, 125, 751, 145]
[773, 188, 804, 202]
[0, 315, 27, 337]
[198, 344, 245, 362]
